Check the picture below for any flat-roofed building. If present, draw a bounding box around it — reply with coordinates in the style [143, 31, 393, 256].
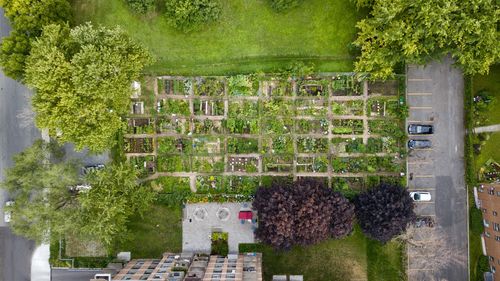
[111, 253, 262, 281]
[475, 183, 500, 278]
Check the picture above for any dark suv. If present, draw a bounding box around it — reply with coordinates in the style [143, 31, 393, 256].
[408, 124, 433, 135]
[408, 139, 432, 149]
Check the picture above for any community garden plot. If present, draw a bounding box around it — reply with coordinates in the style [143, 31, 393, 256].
[123, 74, 407, 192]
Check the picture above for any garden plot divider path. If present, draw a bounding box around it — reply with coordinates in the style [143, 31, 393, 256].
[125, 75, 406, 191]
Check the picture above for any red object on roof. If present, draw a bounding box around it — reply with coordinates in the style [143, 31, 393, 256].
[239, 211, 253, 220]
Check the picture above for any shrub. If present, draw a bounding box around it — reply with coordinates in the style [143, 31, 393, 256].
[354, 183, 415, 243]
[269, 0, 302, 12]
[211, 232, 229, 256]
[125, 0, 155, 14]
[165, 0, 221, 32]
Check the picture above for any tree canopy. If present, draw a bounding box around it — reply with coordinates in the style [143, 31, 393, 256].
[353, 0, 500, 79]
[2, 140, 80, 243]
[125, 0, 155, 14]
[25, 23, 152, 152]
[354, 183, 415, 243]
[0, 0, 71, 80]
[253, 179, 355, 250]
[164, 0, 221, 32]
[2, 140, 154, 245]
[78, 163, 154, 245]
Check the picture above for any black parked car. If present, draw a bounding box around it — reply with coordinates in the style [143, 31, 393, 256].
[82, 164, 105, 175]
[408, 139, 432, 149]
[408, 124, 433, 135]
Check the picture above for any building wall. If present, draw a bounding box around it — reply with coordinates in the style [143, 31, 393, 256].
[477, 183, 500, 278]
[111, 253, 262, 281]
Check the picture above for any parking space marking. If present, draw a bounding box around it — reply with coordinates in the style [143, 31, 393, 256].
[407, 92, 433, 96]
[407, 120, 434, 123]
[413, 175, 434, 178]
[408, 78, 433, 82]
[409, 106, 433, 110]
[408, 186, 436, 190]
[408, 161, 433, 164]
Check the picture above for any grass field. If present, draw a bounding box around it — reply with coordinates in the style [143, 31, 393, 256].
[71, 0, 363, 75]
[473, 64, 500, 168]
[113, 204, 183, 258]
[473, 65, 500, 126]
[240, 226, 404, 281]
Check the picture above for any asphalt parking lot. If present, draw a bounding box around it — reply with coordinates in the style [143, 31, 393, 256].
[406, 57, 468, 281]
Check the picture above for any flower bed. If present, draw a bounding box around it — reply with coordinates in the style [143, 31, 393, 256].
[262, 136, 294, 154]
[295, 119, 329, 135]
[331, 100, 364, 116]
[227, 137, 259, 154]
[261, 118, 293, 135]
[297, 137, 329, 153]
[124, 138, 154, 153]
[192, 119, 224, 134]
[295, 99, 328, 116]
[331, 119, 364, 135]
[156, 117, 189, 134]
[157, 99, 190, 116]
[194, 78, 225, 96]
[193, 99, 224, 116]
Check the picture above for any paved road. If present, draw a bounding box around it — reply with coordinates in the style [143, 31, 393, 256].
[51, 268, 105, 281]
[0, 7, 41, 281]
[406, 57, 468, 281]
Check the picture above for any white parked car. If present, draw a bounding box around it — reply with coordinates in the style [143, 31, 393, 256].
[4, 201, 14, 223]
[410, 192, 431, 202]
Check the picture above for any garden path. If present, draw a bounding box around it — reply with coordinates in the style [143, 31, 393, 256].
[473, 123, 500, 133]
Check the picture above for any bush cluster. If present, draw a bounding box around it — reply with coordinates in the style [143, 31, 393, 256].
[125, 0, 155, 13]
[164, 0, 221, 32]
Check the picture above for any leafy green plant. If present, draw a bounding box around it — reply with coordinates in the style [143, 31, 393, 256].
[269, 0, 302, 12]
[125, 0, 155, 13]
[164, 0, 221, 33]
[228, 75, 256, 96]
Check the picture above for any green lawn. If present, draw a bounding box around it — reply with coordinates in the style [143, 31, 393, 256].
[113, 204, 183, 258]
[240, 226, 404, 281]
[475, 132, 500, 168]
[71, 0, 363, 75]
[473, 64, 500, 168]
[473, 64, 500, 126]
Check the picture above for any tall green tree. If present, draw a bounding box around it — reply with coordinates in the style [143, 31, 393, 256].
[0, 0, 71, 80]
[2, 140, 80, 243]
[25, 23, 152, 152]
[78, 163, 154, 245]
[2, 141, 154, 245]
[354, 0, 500, 79]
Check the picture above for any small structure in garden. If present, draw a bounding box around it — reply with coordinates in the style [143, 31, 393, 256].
[216, 207, 230, 221]
[193, 207, 208, 221]
[130, 81, 141, 98]
[130, 101, 144, 115]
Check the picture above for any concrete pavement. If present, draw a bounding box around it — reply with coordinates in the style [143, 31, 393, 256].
[406, 57, 468, 281]
[473, 124, 500, 134]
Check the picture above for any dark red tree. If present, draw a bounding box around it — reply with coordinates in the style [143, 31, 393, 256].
[253, 179, 355, 250]
[354, 183, 416, 243]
